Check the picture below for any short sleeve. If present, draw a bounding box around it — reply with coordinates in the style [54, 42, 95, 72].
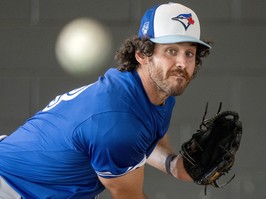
[74, 112, 151, 178]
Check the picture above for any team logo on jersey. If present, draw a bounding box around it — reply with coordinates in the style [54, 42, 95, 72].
[172, 13, 195, 31]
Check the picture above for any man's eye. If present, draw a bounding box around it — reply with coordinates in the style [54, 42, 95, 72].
[186, 51, 195, 57]
[166, 49, 177, 55]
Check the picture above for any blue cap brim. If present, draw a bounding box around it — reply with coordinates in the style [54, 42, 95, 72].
[150, 35, 211, 49]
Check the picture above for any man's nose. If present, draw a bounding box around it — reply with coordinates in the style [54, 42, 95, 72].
[175, 54, 187, 69]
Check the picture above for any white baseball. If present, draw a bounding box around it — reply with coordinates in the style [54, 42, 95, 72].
[55, 18, 112, 76]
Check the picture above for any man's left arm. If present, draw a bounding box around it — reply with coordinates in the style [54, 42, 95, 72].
[146, 133, 192, 181]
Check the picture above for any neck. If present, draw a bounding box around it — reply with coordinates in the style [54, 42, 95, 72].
[136, 68, 168, 106]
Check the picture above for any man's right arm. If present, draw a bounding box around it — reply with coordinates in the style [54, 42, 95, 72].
[98, 165, 149, 199]
[146, 133, 192, 181]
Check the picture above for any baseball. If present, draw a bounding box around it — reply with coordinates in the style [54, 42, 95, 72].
[55, 18, 112, 76]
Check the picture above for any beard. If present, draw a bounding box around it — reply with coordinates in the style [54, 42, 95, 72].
[148, 66, 192, 97]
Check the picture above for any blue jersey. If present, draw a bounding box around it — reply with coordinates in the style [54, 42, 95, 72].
[0, 68, 175, 198]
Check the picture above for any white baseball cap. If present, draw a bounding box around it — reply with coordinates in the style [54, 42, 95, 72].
[138, 2, 211, 49]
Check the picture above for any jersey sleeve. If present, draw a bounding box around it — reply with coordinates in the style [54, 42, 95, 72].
[73, 112, 152, 178]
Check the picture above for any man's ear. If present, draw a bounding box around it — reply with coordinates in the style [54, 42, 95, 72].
[135, 51, 147, 65]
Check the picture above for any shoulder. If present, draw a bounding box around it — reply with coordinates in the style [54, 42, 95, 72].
[76, 112, 148, 145]
[75, 112, 149, 177]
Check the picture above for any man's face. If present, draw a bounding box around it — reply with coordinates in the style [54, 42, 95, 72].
[147, 42, 197, 96]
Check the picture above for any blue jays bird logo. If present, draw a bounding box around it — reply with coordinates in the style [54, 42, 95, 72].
[172, 13, 195, 30]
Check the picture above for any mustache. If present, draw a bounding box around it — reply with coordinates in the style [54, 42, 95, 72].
[169, 68, 190, 80]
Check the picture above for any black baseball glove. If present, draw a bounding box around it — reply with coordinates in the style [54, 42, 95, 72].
[180, 103, 242, 192]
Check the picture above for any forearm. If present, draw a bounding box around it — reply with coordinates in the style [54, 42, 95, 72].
[146, 134, 175, 172]
[146, 134, 192, 181]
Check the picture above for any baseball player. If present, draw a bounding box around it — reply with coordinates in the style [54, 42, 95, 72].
[0, 2, 211, 198]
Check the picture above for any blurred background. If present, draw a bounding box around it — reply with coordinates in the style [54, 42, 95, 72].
[0, 0, 265, 198]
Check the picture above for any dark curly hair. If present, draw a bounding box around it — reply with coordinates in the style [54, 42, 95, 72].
[115, 36, 212, 78]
